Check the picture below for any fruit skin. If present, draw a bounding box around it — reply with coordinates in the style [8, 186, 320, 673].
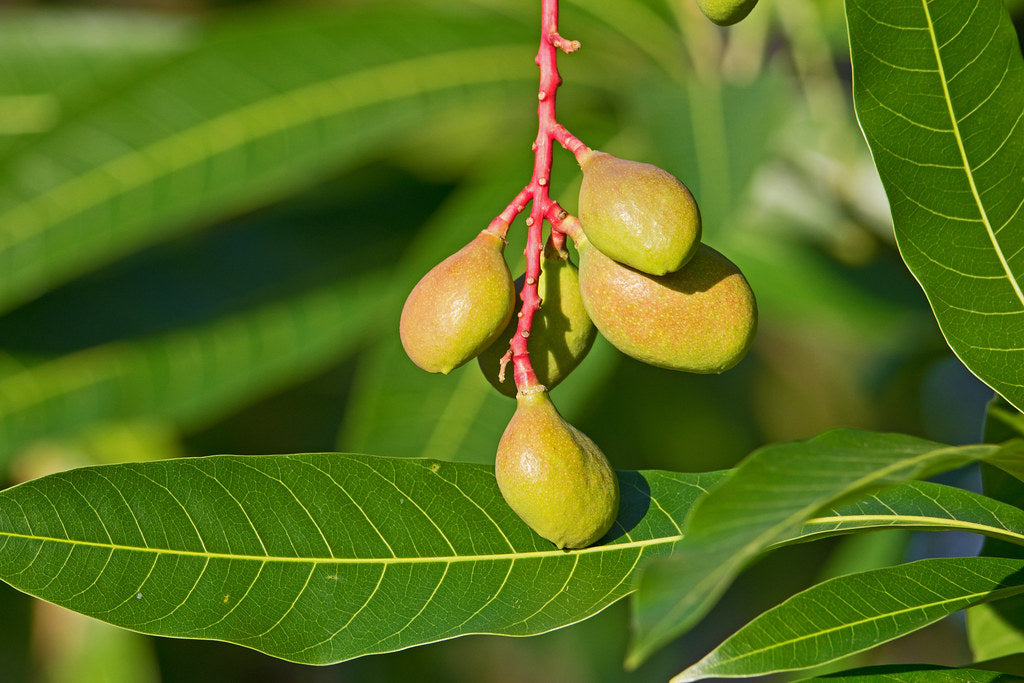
[495, 390, 619, 549]
[477, 245, 597, 397]
[577, 237, 756, 373]
[400, 230, 515, 374]
[577, 151, 701, 276]
[697, 0, 758, 26]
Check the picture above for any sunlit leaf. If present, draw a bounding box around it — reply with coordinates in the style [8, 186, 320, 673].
[796, 479, 1024, 547]
[4, 428, 1024, 664]
[676, 557, 1024, 681]
[627, 429, 1024, 667]
[847, 0, 1024, 410]
[967, 398, 1024, 662]
[793, 663, 1017, 681]
[0, 9, 194, 145]
[0, 453, 718, 664]
[0, 4, 537, 313]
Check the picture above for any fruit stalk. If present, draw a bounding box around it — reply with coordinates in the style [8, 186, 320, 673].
[507, 0, 588, 394]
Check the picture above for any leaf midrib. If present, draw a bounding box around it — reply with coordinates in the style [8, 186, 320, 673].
[800, 513, 1024, 545]
[4, 507, 1019, 568]
[0, 529, 678, 565]
[683, 568, 1024, 677]
[921, 0, 1024, 307]
[650, 445, 988, 640]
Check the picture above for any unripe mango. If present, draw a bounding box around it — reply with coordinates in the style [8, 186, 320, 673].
[477, 246, 596, 397]
[495, 390, 619, 549]
[697, 0, 759, 26]
[577, 238, 756, 373]
[400, 231, 515, 374]
[577, 151, 701, 276]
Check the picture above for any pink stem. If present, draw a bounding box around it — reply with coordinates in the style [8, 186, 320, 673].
[486, 187, 534, 239]
[488, 0, 588, 395]
[508, 0, 567, 393]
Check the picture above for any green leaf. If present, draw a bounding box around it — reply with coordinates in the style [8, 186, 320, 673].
[0, 9, 193, 145]
[985, 397, 1024, 443]
[0, 454, 721, 665]
[967, 399, 1024, 661]
[795, 479, 1024, 547]
[0, 274, 396, 465]
[675, 557, 1024, 681]
[2, 435, 1022, 664]
[793, 663, 1018, 681]
[847, 0, 1024, 410]
[627, 429, 1023, 667]
[0, 4, 536, 313]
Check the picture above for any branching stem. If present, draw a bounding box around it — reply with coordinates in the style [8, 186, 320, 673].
[494, 0, 591, 395]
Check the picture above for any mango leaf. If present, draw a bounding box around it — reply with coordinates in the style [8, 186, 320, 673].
[675, 557, 1024, 681]
[985, 398, 1024, 443]
[967, 399, 1024, 661]
[794, 664, 1017, 682]
[3, 431, 1024, 664]
[795, 479, 1024, 548]
[847, 0, 1024, 410]
[0, 10, 194, 144]
[627, 430, 1024, 668]
[0, 3, 536, 313]
[0, 273, 397, 466]
[0, 453, 721, 664]
[4, 435, 1024, 666]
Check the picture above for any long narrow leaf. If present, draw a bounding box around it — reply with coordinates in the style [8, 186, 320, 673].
[847, 0, 1024, 410]
[675, 557, 1024, 681]
[794, 664, 1016, 682]
[0, 274, 396, 465]
[0, 4, 536, 312]
[0, 454, 717, 664]
[3, 436, 1024, 664]
[798, 480, 1024, 547]
[627, 430, 1024, 667]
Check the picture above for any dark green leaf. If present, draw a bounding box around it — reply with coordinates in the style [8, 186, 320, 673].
[0, 4, 536, 313]
[627, 429, 1023, 667]
[794, 663, 1017, 681]
[675, 557, 1024, 680]
[847, 0, 1024, 410]
[3, 434, 1024, 664]
[0, 454, 721, 664]
[794, 479, 1024, 547]
[0, 274, 395, 465]
[967, 398, 1024, 661]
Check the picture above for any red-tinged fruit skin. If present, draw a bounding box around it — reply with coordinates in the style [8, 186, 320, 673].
[495, 390, 619, 549]
[578, 151, 701, 276]
[577, 238, 757, 373]
[477, 245, 596, 397]
[400, 231, 515, 374]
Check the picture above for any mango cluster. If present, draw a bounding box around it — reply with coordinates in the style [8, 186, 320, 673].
[399, 151, 755, 549]
[575, 151, 757, 375]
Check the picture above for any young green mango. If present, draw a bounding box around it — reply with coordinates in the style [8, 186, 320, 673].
[577, 151, 701, 276]
[577, 238, 756, 373]
[697, 0, 759, 26]
[400, 230, 515, 374]
[477, 246, 596, 397]
[495, 390, 619, 549]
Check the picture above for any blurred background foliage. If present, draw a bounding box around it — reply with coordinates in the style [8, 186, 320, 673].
[0, 0, 1021, 681]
